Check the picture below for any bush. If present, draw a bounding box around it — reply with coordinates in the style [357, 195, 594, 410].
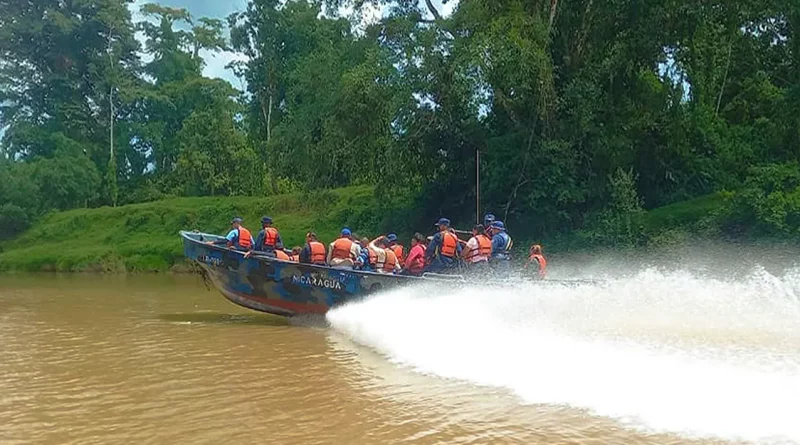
[730, 163, 800, 234]
[578, 168, 646, 247]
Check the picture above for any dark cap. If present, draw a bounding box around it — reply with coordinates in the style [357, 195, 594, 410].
[435, 218, 451, 227]
[231, 217, 243, 224]
[386, 233, 397, 242]
[261, 216, 273, 224]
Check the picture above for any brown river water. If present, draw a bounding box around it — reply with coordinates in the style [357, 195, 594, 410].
[2, 272, 799, 445]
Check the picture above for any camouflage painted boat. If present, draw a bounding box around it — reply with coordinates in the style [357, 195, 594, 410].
[181, 231, 427, 317]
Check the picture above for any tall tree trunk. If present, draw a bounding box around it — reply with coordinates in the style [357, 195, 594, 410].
[548, 0, 559, 34]
[715, 38, 734, 117]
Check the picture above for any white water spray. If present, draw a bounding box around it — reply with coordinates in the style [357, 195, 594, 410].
[327, 268, 800, 443]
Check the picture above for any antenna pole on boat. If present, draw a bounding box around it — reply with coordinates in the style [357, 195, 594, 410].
[476, 148, 481, 224]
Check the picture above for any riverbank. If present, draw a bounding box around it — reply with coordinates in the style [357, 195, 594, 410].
[0, 186, 788, 273]
[0, 186, 383, 272]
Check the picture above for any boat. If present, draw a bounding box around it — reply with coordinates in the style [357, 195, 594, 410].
[182, 231, 593, 317]
[182, 231, 433, 317]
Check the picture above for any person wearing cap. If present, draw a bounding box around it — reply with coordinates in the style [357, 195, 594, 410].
[424, 218, 462, 272]
[366, 236, 400, 274]
[400, 233, 427, 276]
[490, 221, 513, 266]
[210, 217, 255, 251]
[385, 233, 405, 267]
[252, 216, 283, 256]
[300, 232, 327, 265]
[483, 213, 496, 228]
[327, 227, 361, 269]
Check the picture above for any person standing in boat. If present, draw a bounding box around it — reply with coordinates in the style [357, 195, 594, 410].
[425, 218, 461, 273]
[400, 233, 427, 276]
[525, 244, 547, 279]
[462, 224, 492, 269]
[300, 232, 327, 265]
[327, 228, 360, 269]
[489, 221, 513, 271]
[253, 216, 283, 256]
[209, 217, 254, 251]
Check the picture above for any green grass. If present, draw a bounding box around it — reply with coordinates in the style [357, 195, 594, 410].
[640, 192, 729, 233]
[0, 186, 385, 272]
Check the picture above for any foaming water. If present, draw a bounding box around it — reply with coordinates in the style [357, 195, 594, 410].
[327, 268, 800, 444]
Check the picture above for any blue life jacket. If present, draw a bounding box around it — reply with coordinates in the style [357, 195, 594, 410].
[491, 232, 513, 260]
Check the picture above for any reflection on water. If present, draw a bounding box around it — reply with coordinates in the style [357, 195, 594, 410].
[0, 272, 789, 444]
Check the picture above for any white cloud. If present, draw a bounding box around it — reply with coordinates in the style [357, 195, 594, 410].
[201, 49, 248, 90]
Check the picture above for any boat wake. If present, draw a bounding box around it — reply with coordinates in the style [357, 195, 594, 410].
[327, 268, 800, 444]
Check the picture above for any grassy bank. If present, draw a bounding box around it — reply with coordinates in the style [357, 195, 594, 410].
[0, 186, 765, 273]
[0, 186, 386, 272]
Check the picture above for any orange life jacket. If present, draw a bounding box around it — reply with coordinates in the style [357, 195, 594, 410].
[233, 227, 252, 250]
[275, 249, 290, 261]
[263, 227, 279, 248]
[440, 231, 458, 258]
[466, 235, 492, 262]
[368, 248, 378, 266]
[528, 253, 547, 278]
[309, 241, 326, 264]
[331, 238, 354, 260]
[383, 249, 398, 273]
[390, 244, 404, 266]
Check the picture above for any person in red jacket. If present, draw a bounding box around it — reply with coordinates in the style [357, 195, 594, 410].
[401, 233, 427, 276]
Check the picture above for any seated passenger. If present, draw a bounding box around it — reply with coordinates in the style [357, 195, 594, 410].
[489, 221, 513, 272]
[461, 224, 491, 268]
[355, 237, 375, 271]
[300, 232, 327, 265]
[327, 228, 360, 269]
[400, 233, 427, 276]
[209, 217, 254, 251]
[424, 218, 462, 273]
[289, 247, 302, 262]
[378, 238, 400, 274]
[525, 244, 547, 279]
[386, 233, 405, 267]
[253, 216, 283, 255]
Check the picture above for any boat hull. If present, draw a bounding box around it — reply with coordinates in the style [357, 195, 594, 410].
[181, 231, 419, 317]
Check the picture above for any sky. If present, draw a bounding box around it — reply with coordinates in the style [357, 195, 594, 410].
[129, 0, 458, 90]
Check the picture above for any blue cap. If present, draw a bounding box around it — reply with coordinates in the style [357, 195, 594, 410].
[491, 221, 506, 231]
[231, 217, 243, 224]
[386, 233, 397, 242]
[484, 213, 496, 224]
[435, 218, 451, 227]
[341, 228, 352, 236]
[261, 216, 272, 224]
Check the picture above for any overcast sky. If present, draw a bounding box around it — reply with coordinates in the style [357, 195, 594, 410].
[129, 0, 458, 89]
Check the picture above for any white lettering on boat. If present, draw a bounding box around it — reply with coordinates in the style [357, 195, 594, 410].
[292, 275, 343, 290]
[197, 255, 222, 266]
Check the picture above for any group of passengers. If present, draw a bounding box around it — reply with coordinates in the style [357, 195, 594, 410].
[210, 213, 547, 278]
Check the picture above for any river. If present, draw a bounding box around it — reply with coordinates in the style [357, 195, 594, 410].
[1, 269, 799, 445]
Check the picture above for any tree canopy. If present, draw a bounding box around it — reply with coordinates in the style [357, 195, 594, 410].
[1, 0, 799, 244]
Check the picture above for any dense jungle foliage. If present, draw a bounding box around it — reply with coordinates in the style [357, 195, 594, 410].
[1, 0, 799, 247]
